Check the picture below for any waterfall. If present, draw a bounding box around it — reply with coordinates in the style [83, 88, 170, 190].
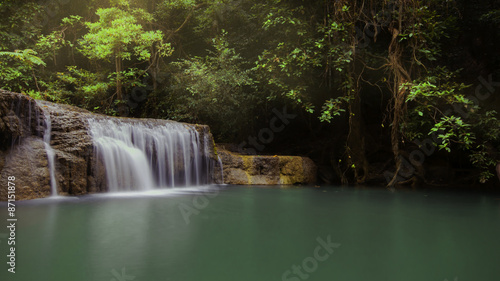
[38, 103, 58, 196]
[89, 118, 211, 192]
[217, 155, 224, 184]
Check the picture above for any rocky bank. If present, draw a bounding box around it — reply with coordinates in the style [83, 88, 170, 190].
[0, 90, 216, 200]
[1, 90, 317, 200]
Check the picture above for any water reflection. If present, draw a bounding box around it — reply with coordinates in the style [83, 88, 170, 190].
[2, 187, 500, 281]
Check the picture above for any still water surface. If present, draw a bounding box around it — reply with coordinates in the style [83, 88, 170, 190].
[1, 186, 499, 281]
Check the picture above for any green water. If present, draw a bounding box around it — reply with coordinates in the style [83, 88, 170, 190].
[1, 186, 500, 281]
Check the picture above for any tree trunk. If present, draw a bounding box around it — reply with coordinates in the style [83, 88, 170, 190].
[115, 54, 123, 101]
[347, 89, 369, 184]
[152, 62, 158, 91]
[387, 85, 405, 187]
[387, 3, 410, 187]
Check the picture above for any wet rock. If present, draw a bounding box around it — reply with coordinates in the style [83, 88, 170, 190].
[0, 137, 51, 199]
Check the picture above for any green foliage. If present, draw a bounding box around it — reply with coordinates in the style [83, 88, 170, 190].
[470, 144, 499, 184]
[22, 89, 60, 102]
[167, 31, 257, 140]
[397, 4, 456, 62]
[154, 0, 198, 34]
[0, 49, 46, 92]
[78, 7, 171, 62]
[404, 67, 500, 182]
[0, 2, 44, 50]
[319, 96, 350, 123]
[254, 2, 330, 113]
[468, 111, 500, 183]
[403, 68, 471, 140]
[55, 66, 112, 109]
[35, 31, 70, 65]
[480, 9, 500, 25]
[0, 0, 498, 184]
[429, 116, 475, 152]
[254, 0, 358, 122]
[77, 2, 172, 104]
[0, 49, 46, 67]
[253, 2, 311, 101]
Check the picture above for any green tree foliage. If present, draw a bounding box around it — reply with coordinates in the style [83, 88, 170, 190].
[167, 31, 257, 141]
[78, 1, 172, 102]
[0, 49, 46, 92]
[404, 68, 500, 182]
[0, 1, 46, 92]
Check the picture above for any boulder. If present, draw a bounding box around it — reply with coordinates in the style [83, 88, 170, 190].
[497, 162, 500, 182]
[217, 146, 317, 185]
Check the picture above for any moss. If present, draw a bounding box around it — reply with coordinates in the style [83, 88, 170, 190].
[245, 170, 252, 184]
[212, 137, 218, 156]
[278, 156, 305, 184]
[219, 149, 316, 185]
[242, 155, 254, 173]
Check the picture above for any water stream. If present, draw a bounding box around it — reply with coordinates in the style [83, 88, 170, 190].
[38, 102, 58, 196]
[217, 155, 224, 184]
[88, 118, 211, 191]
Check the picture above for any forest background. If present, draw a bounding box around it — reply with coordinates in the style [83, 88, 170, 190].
[1, 0, 499, 187]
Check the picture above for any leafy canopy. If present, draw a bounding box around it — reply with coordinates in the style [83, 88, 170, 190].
[78, 6, 172, 62]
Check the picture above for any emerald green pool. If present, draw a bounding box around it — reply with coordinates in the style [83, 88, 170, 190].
[1, 186, 499, 281]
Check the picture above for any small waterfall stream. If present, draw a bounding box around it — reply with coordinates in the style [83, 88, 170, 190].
[217, 156, 224, 184]
[89, 118, 211, 191]
[38, 102, 58, 196]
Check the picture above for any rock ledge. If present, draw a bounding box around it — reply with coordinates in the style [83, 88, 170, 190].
[217, 145, 317, 185]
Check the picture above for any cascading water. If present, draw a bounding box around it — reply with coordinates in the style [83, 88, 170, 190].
[89, 118, 211, 192]
[38, 102, 58, 196]
[217, 156, 224, 184]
